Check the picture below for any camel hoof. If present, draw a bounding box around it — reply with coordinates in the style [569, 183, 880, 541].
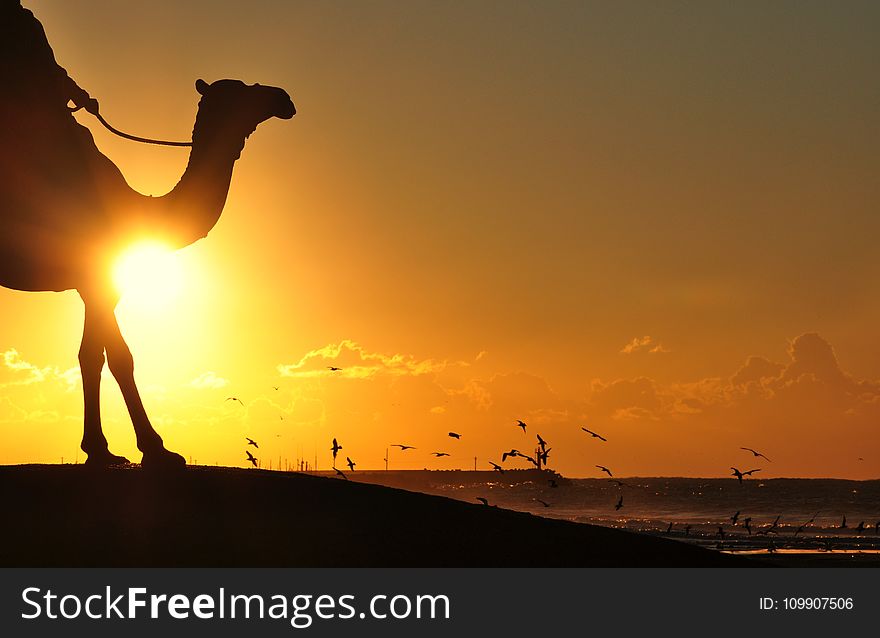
[84, 451, 131, 468]
[141, 447, 186, 471]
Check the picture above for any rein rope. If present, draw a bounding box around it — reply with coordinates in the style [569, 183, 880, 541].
[70, 102, 193, 148]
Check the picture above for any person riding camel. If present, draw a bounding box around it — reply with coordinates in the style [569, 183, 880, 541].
[0, 0, 97, 116]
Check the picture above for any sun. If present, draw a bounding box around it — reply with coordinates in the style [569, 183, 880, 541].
[112, 241, 185, 310]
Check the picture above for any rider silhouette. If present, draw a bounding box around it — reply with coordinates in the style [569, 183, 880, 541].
[0, 1, 97, 115]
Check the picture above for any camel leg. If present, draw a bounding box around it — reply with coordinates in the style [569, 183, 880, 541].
[102, 304, 185, 469]
[79, 293, 130, 467]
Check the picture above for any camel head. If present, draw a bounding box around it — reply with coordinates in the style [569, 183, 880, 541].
[193, 78, 295, 144]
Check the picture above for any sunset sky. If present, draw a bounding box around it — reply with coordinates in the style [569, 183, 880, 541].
[1, 1, 878, 478]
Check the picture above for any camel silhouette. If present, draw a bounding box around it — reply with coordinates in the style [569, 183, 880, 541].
[0, 4, 295, 468]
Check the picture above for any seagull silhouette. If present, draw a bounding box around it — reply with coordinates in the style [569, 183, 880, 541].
[432, 452, 450, 457]
[522, 454, 539, 467]
[731, 511, 740, 525]
[666, 522, 673, 533]
[245, 450, 258, 467]
[335, 467, 348, 480]
[614, 495, 623, 511]
[740, 447, 772, 462]
[346, 456, 356, 472]
[535, 499, 551, 508]
[839, 515, 847, 529]
[515, 419, 527, 433]
[581, 427, 607, 442]
[245, 437, 259, 448]
[489, 461, 505, 473]
[855, 521, 865, 534]
[448, 432, 461, 439]
[392, 444, 416, 451]
[730, 467, 760, 483]
[327, 366, 342, 371]
[538, 448, 551, 465]
[476, 497, 489, 506]
[596, 465, 613, 477]
[536, 434, 547, 449]
[330, 438, 342, 464]
[226, 397, 244, 406]
[794, 512, 818, 537]
[743, 517, 752, 535]
[501, 449, 519, 462]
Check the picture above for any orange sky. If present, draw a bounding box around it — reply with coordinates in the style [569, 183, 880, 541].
[1, 1, 878, 478]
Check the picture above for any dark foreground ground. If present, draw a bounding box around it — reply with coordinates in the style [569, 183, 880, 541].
[0, 465, 756, 567]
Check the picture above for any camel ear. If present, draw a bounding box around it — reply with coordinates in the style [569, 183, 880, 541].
[195, 79, 210, 95]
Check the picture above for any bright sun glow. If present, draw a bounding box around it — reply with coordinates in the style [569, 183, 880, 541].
[112, 241, 184, 310]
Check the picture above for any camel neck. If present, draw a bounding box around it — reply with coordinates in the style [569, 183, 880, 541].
[155, 130, 246, 247]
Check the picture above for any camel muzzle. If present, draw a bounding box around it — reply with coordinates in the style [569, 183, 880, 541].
[277, 95, 296, 120]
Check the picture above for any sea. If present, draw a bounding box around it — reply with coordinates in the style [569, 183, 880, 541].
[334, 470, 880, 562]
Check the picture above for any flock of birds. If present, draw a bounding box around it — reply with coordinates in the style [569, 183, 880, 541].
[229, 379, 877, 554]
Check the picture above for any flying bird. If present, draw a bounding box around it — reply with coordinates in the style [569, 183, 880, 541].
[432, 452, 450, 457]
[581, 427, 607, 442]
[515, 419, 527, 433]
[743, 517, 752, 535]
[331, 438, 342, 464]
[448, 432, 461, 439]
[346, 456, 356, 472]
[730, 467, 760, 483]
[522, 454, 538, 467]
[272, 386, 279, 391]
[596, 465, 613, 477]
[855, 521, 865, 534]
[839, 515, 847, 529]
[501, 449, 519, 462]
[794, 512, 818, 537]
[327, 366, 342, 371]
[614, 495, 623, 511]
[335, 467, 348, 480]
[476, 497, 489, 506]
[489, 461, 505, 473]
[538, 448, 551, 465]
[392, 444, 416, 451]
[740, 447, 772, 462]
[245, 450, 258, 468]
[226, 397, 244, 406]
[666, 522, 673, 533]
[731, 511, 740, 525]
[245, 437, 259, 448]
[536, 434, 547, 449]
